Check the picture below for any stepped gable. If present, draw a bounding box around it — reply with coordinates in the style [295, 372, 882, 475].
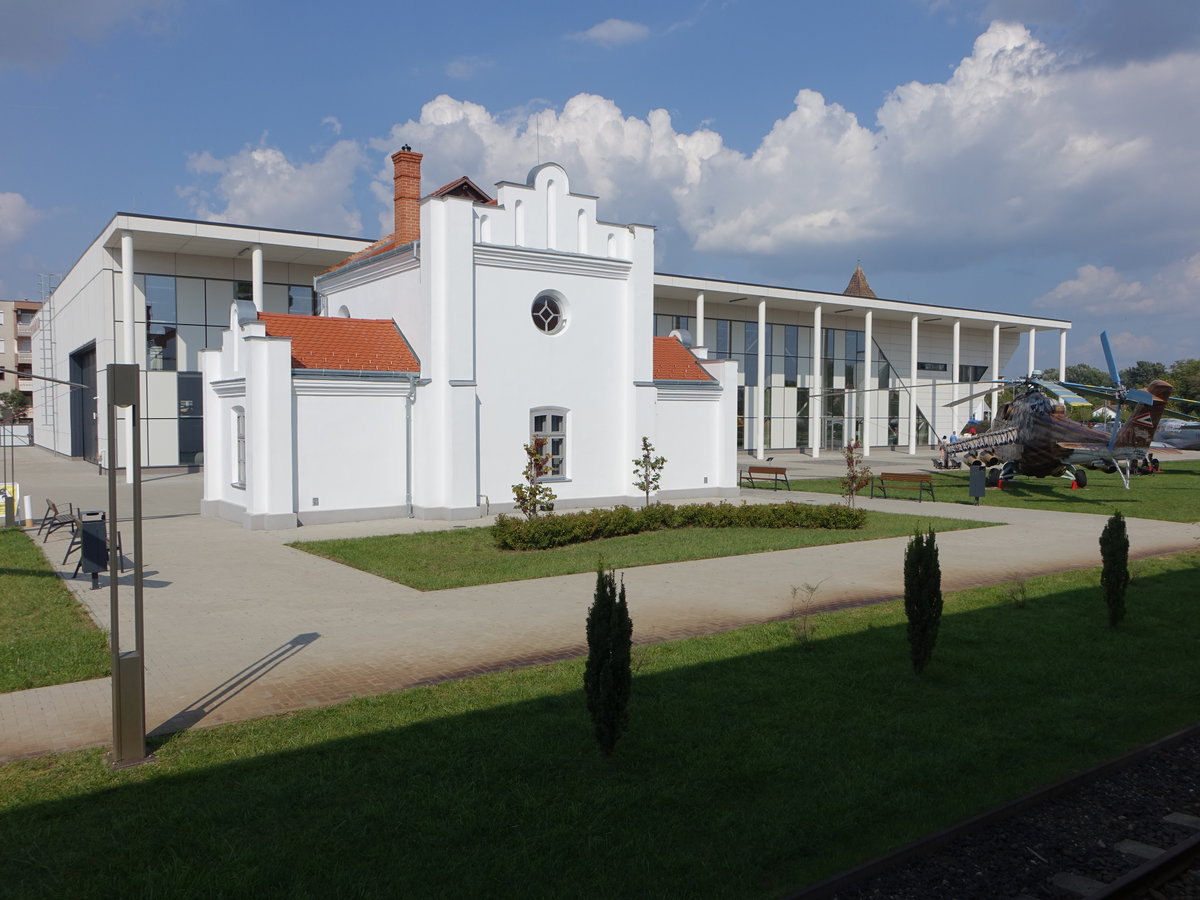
[321, 149, 495, 275]
[259, 313, 419, 372]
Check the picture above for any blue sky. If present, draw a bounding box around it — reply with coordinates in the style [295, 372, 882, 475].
[3, 0, 1199, 373]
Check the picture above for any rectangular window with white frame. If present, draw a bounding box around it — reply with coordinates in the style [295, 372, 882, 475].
[530, 407, 567, 478]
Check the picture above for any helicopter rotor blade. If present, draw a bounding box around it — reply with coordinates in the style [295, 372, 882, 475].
[1101, 331, 1120, 388]
[944, 384, 1004, 408]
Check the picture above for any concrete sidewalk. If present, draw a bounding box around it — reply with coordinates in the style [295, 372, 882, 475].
[2, 446, 1197, 763]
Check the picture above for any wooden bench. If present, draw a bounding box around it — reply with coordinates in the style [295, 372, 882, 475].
[741, 465, 790, 491]
[870, 472, 935, 502]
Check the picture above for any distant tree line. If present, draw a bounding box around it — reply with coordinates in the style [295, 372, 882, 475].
[1042, 359, 1200, 408]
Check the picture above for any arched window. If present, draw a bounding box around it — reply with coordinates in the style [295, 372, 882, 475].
[530, 407, 567, 478]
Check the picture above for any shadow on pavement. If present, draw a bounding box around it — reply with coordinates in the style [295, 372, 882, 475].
[150, 632, 321, 739]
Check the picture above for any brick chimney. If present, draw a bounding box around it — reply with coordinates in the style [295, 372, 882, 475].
[391, 145, 422, 244]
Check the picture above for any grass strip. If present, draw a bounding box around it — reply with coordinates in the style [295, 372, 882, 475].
[0, 529, 109, 694]
[290, 510, 991, 590]
[779, 460, 1200, 522]
[2, 553, 1199, 898]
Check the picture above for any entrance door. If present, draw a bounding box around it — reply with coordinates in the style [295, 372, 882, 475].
[69, 344, 97, 461]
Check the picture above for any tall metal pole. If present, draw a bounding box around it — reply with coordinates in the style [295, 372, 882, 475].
[107, 363, 148, 768]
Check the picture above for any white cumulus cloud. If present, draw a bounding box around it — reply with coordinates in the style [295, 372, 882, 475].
[368, 21, 1200, 279]
[0, 192, 45, 244]
[182, 140, 366, 235]
[568, 19, 650, 48]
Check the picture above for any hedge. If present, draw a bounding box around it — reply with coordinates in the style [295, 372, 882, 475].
[492, 502, 867, 550]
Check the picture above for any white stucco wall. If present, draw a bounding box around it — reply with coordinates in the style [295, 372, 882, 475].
[293, 380, 411, 524]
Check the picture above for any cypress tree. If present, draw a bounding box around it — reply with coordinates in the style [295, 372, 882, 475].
[1099, 510, 1130, 627]
[584, 567, 633, 756]
[904, 529, 943, 675]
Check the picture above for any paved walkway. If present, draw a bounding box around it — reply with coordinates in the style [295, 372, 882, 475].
[2, 446, 1197, 762]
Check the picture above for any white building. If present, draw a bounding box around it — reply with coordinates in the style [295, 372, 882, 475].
[33, 216, 369, 467]
[200, 150, 738, 527]
[652, 269, 1071, 457]
[34, 147, 1071, 528]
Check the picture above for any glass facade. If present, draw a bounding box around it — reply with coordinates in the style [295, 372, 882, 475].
[135, 273, 316, 465]
[655, 312, 922, 451]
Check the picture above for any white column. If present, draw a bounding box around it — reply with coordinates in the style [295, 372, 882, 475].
[756, 298, 767, 460]
[1027, 327, 1037, 376]
[991, 323, 1001, 423]
[862, 310, 873, 457]
[1058, 329, 1067, 380]
[810, 304, 822, 459]
[120, 231, 135, 484]
[251, 244, 264, 312]
[951, 319, 961, 435]
[909, 314, 918, 455]
[694, 292, 705, 347]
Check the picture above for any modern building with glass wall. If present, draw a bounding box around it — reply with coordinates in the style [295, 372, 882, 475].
[32, 214, 370, 469]
[654, 269, 1071, 457]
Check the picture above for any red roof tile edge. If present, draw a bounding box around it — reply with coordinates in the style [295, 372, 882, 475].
[258, 313, 420, 373]
[653, 336, 716, 382]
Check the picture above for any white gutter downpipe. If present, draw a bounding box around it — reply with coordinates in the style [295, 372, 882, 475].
[694, 292, 705, 347]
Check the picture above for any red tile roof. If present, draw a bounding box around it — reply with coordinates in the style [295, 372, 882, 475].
[653, 336, 715, 382]
[259, 313, 419, 373]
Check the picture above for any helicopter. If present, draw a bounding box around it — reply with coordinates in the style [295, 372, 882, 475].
[942, 332, 1194, 489]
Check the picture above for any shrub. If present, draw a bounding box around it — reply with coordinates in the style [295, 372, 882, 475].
[840, 441, 872, 508]
[585, 566, 632, 757]
[632, 437, 668, 507]
[904, 529, 943, 675]
[511, 437, 557, 519]
[1099, 510, 1130, 627]
[492, 502, 868, 550]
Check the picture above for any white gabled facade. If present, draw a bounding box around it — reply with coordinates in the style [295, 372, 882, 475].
[201, 153, 738, 528]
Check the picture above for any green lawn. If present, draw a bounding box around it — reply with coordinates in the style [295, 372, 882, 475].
[0, 529, 109, 694]
[290, 510, 992, 590]
[778, 460, 1200, 522]
[2, 551, 1198, 898]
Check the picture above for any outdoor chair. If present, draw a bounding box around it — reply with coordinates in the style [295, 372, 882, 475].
[38, 500, 76, 542]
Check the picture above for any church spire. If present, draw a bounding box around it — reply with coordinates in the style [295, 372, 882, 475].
[843, 262, 876, 299]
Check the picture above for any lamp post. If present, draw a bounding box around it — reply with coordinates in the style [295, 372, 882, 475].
[105, 363, 148, 767]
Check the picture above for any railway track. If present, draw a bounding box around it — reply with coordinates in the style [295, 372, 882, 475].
[787, 724, 1200, 900]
